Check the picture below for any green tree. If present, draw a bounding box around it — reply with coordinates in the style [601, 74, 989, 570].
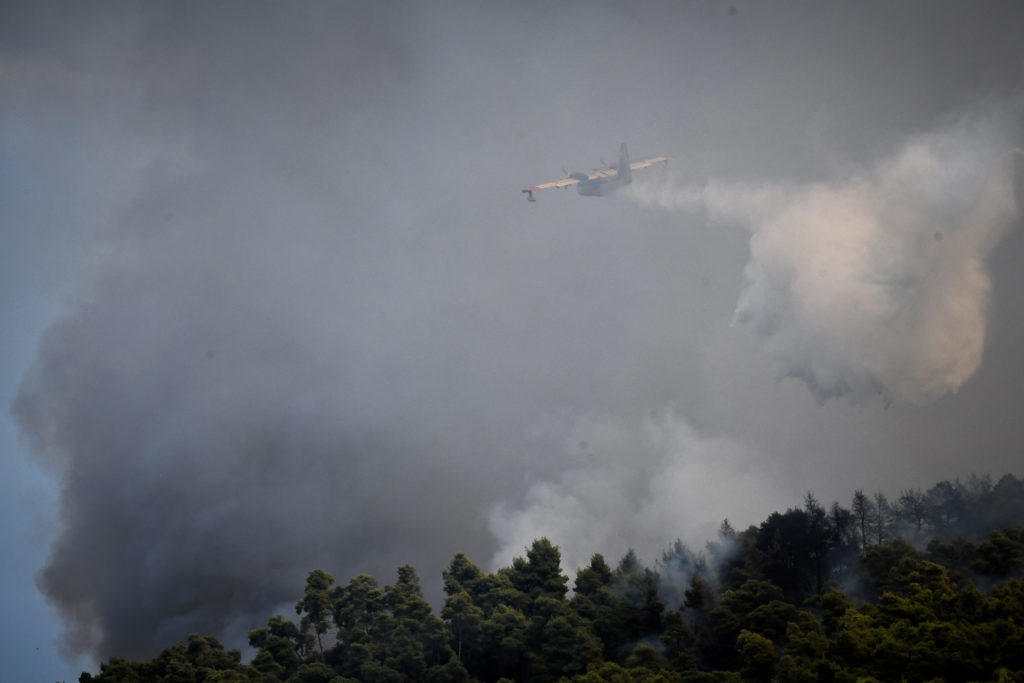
[296, 569, 335, 659]
[612, 552, 665, 642]
[698, 580, 783, 670]
[329, 574, 389, 678]
[442, 589, 483, 662]
[571, 554, 624, 658]
[86, 634, 258, 682]
[924, 479, 965, 535]
[745, 600, 799, 642]
[736, 630, 776, 682]
[803, 493, 829, 595]
[859, 539, 919, 598]
[507, 538, 569, 605]
[660, 610, 697, 671]
[805, 586, 852, 637]
[625, 643, 667, 671]
[327, 567, 464, 682]
[443, 552, 484, 597]
[872, 491, 893, 546]
[531, 612, 603, 680]
[479, 603, 529, 680]
[683, 574, 715, 626]
[779, 611, 827, 680]
[851, 490, 872, 548]
[897, 488, 927, 538]
[973, 528, 1024, 577]
[574, 553, 613, 596]
[384, 565, 462, 680]
[290, 660, 339, 682]
[249, 615, 308, 679]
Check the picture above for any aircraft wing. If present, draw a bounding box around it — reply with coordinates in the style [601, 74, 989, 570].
[525, 177, 581, 192]
[629, 155, 669, 171]
[522, 176, 580, 201]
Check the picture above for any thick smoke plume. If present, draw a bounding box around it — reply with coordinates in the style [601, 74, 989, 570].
[631, 110, 1023, 404]
[8, 2, 1024, 671]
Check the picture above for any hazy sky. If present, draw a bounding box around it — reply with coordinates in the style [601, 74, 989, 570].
[2, 1, 1023, 678]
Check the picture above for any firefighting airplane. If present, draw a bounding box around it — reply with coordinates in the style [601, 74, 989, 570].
[522, 143, 668, 201]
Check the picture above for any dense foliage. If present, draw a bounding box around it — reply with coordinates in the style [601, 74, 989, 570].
[82, 474, 1024, 682]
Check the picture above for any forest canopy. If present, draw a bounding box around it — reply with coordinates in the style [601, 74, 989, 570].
[81, 474, 1024, 682]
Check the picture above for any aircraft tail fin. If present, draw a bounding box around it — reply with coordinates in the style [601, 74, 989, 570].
[618, 142, 632, 183]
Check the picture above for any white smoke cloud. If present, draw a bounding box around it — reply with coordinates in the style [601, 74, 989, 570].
[488, 408, 794, 573]
[630, 110, 1023, 404]
[493, 112, 1022, 583]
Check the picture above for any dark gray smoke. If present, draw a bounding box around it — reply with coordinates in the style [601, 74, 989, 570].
[7, 0, 1024, 664]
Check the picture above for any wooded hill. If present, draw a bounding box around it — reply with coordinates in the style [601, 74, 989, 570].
[81, 474, 1024, 682]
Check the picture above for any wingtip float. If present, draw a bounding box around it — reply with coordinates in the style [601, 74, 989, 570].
[522, 143, 668, 202]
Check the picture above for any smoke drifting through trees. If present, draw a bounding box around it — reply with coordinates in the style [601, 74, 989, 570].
[491, 107, 1023, 593]
[488, 410, 795, 575]
[629, 108, 1024, 403]
[83, 473, 1024, 681]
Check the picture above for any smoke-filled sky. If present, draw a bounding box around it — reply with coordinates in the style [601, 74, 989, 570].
[3, 1, 1023, 678]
